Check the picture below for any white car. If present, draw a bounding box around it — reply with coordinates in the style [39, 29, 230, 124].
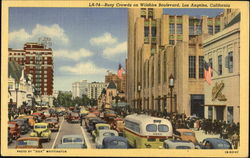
[95, 130, 118, 148]
[163, 140, 197, 149]
[56, 135, 87, 149]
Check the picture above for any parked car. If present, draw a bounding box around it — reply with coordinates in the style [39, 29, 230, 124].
[11, 119, 30, 134]
[101, 136, 128, 149]
[174, 129, 198, 144]
[95, 130, 118, 148]
[87, 119, 106, 133]
[8, 121, 21, 139]
[163, 140, 196, 149]
[84, 113, 98, 126]
[17, 115, 36, 127]
[55, 135, 87, 149]
[45, 117, 60, 132]
[92, 123, 111, 140]
[30, 123, 52, 142]
[16, 137, 43, 149]
[67, 112, 80, 123]
[201, 138, 232, 149]
[8, 128, 13, 145]
[110, 118, 125, 136]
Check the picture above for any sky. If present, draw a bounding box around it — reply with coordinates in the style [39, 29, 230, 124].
[9, 8, 224, 91]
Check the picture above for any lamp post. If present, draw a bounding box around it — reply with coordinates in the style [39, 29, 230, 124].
[137, 82, 141, 112]
[169, 74, 174, 113]
[15, 81, 19, 109]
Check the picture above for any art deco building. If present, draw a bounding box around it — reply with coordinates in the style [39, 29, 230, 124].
[126, 8, 229, 116]
[8, 42, 54, 96]
[203, 11, 240, 123]
[72, 80, 88, 98]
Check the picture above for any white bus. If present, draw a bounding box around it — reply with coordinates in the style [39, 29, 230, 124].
[123, 114, 173, 148]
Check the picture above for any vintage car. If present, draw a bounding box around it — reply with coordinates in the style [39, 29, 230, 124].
[174, 129, 198, 144]
[87, 119, 106, 133]
[92, 123, 111, 140]
[101, 136, 128, 149]
[16, 137, 43, 149]
[8, 128, 13, 144]
[104, 110, 117, 118]
[110, 118, 125, 136]
[45, 117, 60, 132]
[55, 135, 87, 149]
[8, 121, 21, 139]
[32, 112, 46, 121]
[201, 138, 232, 149]
[42, 110, 51, 118]
[17, 115, 36, 127]
[67, 112, 80, 123]
[30, 123, 52, 141]
[80, 109, 89, 117]
[11, 119, 30, 134]
[95, 130, 119, 148]
[84, 113, 98, 126]
[163, 140, 196, 149]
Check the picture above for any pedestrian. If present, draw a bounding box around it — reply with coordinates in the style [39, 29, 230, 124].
[80, 114, 83, 126]
[231, 132, 239, 149]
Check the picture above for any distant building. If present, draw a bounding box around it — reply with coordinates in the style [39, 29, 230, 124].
[72, 80, 88, 98]
[87, 82, 107, 99]
[8, 42, 54, 96]
[105, 72, 126, 93]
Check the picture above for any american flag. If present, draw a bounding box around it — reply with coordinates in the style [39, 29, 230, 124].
[204, 61, 213, 85]
[117, 64, 124, 79]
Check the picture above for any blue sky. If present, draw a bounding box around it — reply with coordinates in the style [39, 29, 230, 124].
[9, 8, 224, 91]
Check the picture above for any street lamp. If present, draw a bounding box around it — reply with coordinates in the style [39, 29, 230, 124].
[137, 82, 141, 112]
[169, 74, 174, 113]
[15, 81, 19, 108]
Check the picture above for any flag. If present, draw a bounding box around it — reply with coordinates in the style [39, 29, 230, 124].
[204, 61, 212, 85]
[117, 64, 124, 79]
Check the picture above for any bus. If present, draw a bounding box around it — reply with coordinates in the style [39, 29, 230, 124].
[123, 114, 173, 148]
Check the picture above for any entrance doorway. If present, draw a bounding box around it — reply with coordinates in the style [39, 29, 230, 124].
[216, 106, 225, 121]
[191, 94, 204, 118]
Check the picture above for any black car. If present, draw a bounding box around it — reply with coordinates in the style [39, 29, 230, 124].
[87, 119, 106, 133]
[201, 138, 232, 149]
[12, 119, 30, 134]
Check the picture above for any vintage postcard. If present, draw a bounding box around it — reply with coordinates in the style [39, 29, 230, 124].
[1, 0, 249, 157]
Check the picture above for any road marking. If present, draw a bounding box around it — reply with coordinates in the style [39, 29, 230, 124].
[80, 125, 92, 149]
[51, 117, 64, 149]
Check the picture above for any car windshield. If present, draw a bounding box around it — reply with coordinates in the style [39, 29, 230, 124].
[183, 132, 194, 136]
[8, 124, 15, 128]
[158, 125, 169, 132]
[176, 146, 191, 149]
[99, 126, 109, 130]
[103, 132, 115, 137]
[146, 124, 157, 132]
[63, 137, 83, 143]
[35, 125, 47, 129]
[17, 140, 39, 146]
[108, 140, 126, 147]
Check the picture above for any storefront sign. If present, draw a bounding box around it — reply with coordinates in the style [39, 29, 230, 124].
[212, 81, 227, 101]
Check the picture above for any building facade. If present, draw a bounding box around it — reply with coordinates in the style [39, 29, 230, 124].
[126, 8, 230, 116]
[72, 80, 88, 98]
[8, 42, 54, 96]
[105, 72, 126, 93]
[87, 82, 107, 100]
[203, 12, 240, 123]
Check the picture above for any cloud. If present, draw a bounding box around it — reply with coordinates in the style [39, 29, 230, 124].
[9, 24, 69, 48]
[60, 61, 108, 75]
[103, 41, 127, 58]
[54, 48, 93, 61]
[90, 32, 117, 46]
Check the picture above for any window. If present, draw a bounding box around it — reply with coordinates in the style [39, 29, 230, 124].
[189, 56, 196, 78]
[228, 51, 233, 73]
[196, 24, 202, 35]
[215, 26, 220, 33]
[227, 107, 234, 123]
[163, 52, 167, 82]
[199, 56, 204, 78]
[177, 24, 183, 34]
[208, 25, 213, 35]
[169, 24, 175, 34]
[158, 125, 169, 132]
[148, 8, 154, 19]
[169, 40, 175, 45]
[208, 107, 213, 119]
[146, 124, 157, 132]
[152, 59, 154, 86]
[189, 25, 194, 35]
[144, 26, 149, 37]
[140, 8, 146, 18]
[151, 26, 156, 37]
[209, 58, 213, 77]
[218, 55, 222, 75]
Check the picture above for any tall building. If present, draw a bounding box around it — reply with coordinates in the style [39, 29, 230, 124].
[8, 42, 54, 96]
[126, 8, 230, 116]
[203, 11, 240, 123]
[72, 80, 88, 98]
[87, 82, 107, 99]
[105, 72, 126, 93]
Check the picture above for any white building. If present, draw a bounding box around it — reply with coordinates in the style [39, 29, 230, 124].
[72, 80, 88, 98]
[88, 82, 107, 99]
